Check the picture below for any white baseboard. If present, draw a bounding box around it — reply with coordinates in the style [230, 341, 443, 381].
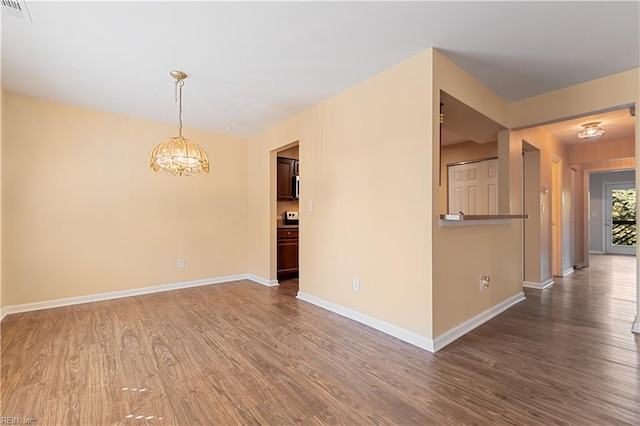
[246, 274, 279, 287]
[590, 250, 605, 255]
[0, 274, 250, 320]
[296, 292, 435, 352]
[433, 292, 526, 352]
[632, 316, 640, 334]
[561, 267, 575, 277]
[523, 278, 554, 289]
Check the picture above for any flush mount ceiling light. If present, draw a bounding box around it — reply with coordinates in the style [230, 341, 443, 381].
[150, 71, 209, 176]
[577, 121, 605, 140]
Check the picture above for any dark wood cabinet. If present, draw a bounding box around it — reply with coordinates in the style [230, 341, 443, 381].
[277, 228, 299, 280]
[277, 157, 298, 200]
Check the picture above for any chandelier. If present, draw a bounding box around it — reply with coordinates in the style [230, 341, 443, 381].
[150, 71, 209, 175]
[577, 122, 605, 140]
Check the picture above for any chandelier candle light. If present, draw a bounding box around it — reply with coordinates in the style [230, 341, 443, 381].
[150, 71, 210, 175]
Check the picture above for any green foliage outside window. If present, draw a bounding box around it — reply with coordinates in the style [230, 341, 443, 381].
[611, 189, 636, 247]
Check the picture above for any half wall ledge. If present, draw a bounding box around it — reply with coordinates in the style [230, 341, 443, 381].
[439, 214, 528, 227]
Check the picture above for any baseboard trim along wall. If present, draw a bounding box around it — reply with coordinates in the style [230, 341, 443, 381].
[523, 279, 554, 289]
[0, 273, 277, 321]
[247, 274, 279, 287]
[296, 292, 435, 352]
[432, 292, 526, 352]
[632, 316, 640, 334]
[562, 267, 575, 277]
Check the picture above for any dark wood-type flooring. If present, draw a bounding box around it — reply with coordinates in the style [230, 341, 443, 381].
[1, 255, 638, 425]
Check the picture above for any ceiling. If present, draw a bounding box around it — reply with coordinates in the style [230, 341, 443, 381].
[539, 107, 636, 146]
[1, 1, 639, 139]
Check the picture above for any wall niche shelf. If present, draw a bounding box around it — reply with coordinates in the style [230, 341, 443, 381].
[439, 214, 528, 227]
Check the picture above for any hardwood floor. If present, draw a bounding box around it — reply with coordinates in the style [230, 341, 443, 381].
[1, 255, 638, 425]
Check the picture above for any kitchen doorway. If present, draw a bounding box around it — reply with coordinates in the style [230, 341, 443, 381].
[273, 141, 300, 296]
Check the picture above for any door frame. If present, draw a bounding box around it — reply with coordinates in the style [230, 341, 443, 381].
[604, 182, 636, 255]
[551, 156, 563, 277]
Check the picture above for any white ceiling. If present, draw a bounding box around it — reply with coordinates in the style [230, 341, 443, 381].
[2, 1, 639, 138]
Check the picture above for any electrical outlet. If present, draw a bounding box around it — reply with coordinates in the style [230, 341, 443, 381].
[177, 259, 185, 269]
[480, 276, 490, 292]
[352, 278, 360, 292]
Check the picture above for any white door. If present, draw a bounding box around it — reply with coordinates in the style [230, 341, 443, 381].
[604, 183, 636, 255]
[448, 159, 498, 215]
[486, 160, 498, 215]
[449, 162, 480, 215]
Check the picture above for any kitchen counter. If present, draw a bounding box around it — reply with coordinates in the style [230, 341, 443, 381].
[439, 213, 528, 227]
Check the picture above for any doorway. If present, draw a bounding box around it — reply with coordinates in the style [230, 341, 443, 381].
[273, 141, 300, 296]
[604, 183, 636, 255]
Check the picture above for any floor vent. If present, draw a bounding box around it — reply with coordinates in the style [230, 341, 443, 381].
[2, 0, 32, 23]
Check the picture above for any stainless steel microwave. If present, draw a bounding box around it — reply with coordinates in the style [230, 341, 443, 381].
[293, 175, 300, 199]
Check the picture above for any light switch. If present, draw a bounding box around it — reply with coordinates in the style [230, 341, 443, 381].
[308, 201, 313, 212]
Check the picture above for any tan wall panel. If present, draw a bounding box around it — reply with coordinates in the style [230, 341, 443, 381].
[248, 50, 434, 338]
[569, 138, 634, 165]
[510, 69, 639, 129]
[2, 93, 248, 306]
[432, 51, 521, 337]
[0, 89, 3, 310]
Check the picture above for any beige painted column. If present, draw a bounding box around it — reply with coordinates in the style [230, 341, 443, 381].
[634, 110, 640, 334]
[497, 130, 523, 214]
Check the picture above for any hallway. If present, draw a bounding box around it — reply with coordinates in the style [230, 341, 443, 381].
[446, 253, 638, 423]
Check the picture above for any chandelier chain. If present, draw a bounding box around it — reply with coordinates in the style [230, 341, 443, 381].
[174, 79, 185, 136]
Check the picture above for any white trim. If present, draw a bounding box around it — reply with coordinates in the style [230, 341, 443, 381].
[632, 316, 640, 334]
[296, 292, 435, 352]
[247, 274, 279, 287]
[561, 267, 575, 277]
[590, 250, 605, 255]
[433, 292, 526, 352]
[523, 278, 554, 289]
[0, 274, 248, 319]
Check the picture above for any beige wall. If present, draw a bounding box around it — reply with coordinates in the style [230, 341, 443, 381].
[568, 138, 634, 165]
[509, 127, 568, 281]
[249, 50, 434, 338]
[510, 69, 639, 129]
[2, 92, 248, 306]
[432, 50, 523, 336]
[439, 141, 498, 214]
[0, 89, 3, 311]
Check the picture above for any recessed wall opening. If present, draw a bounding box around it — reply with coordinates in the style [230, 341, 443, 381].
[271, 141, 300, 296]
[439, 90, 507, 215]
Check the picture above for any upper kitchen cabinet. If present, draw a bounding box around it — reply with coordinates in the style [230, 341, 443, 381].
[277, 157, 299, 200]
